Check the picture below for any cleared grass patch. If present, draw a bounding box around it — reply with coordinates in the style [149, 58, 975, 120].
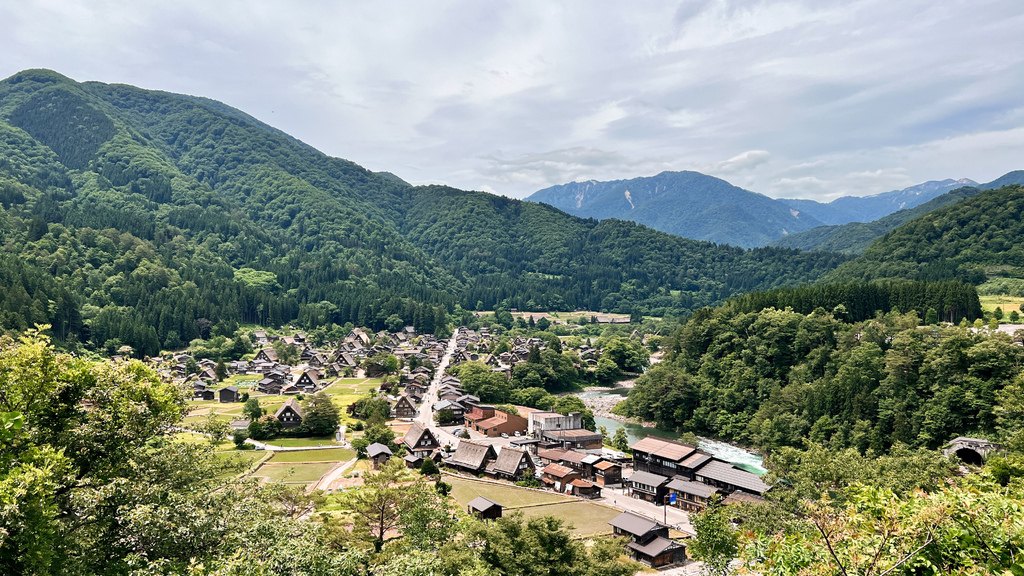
[447, 475, 571, 508]
[980, 294, 1024, 316]
[268, 448, 354, 463]
[252, 462, 336, 484]
[263, 436, 343, 448]
[214, 450, 266, 468]
[515, 500, 620, 536]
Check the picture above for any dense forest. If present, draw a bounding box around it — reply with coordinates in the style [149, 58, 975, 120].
[769, 185, 984, 254]
[617, 302, 1020, 453]
[0, 69, 847, 355]
[825, 184, 1024, 284]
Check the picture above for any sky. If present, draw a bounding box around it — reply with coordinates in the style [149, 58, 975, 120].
[2, 0, 1023, 201]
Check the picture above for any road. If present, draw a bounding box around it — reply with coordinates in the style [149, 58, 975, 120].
[414, 328, 462, 448]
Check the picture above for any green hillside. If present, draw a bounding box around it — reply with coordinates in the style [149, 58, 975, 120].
[825, 184, 1024, 284]
[770, 185, 983, 254]
[0, 69, 847, 355]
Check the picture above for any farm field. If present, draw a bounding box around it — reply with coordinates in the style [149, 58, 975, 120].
[980, 294, 1024, 317]
[251, 462, 336, 484]
[446, 476, 619, 536]
[447, 475, 571, 508]
[263, 436, 344, 448]
[267, 448, 354, 463]
[515, 501, 619, 537]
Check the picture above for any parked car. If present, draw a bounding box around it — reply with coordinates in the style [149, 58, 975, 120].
[500, 433, 509, 438]
[453, 428, 463, 436]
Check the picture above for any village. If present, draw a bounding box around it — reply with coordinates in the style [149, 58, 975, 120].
[153, 320, 773, 572]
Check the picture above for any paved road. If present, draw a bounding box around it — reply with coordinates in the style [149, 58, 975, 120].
[414, 329, 462, 448]
[599, 484, 695, 534]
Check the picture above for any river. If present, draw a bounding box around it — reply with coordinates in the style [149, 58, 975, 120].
[578, 388, 767, 475]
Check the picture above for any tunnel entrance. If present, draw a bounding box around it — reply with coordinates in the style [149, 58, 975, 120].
[955, 447, 984, 466]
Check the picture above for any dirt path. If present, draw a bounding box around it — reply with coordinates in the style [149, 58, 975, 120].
[312, 457, 359, 491]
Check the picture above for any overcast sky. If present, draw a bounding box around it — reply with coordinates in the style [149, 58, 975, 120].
[2, 1, 1023, 200]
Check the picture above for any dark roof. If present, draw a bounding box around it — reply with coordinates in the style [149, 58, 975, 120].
[490, 447, 530, 475]
[666, 478, 718, 498]
[696, 460, 771, 494]
[627, 536, 684, 558]
[468, 496, 502, 512]
[627, 471, 670, 487]
[367, 443, 393, 458]
[608, 511, 662, 536]
[274, 398, 304, 419]
[446, 441, 496, 470]
[223, 385, 239, 393]
[403, 422, 434, 449]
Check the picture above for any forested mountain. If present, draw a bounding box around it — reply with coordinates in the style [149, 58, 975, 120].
[780, 178, 976, 226]
[824, 184, 1024, 284]
[769, 185, 984, 254]
[527, 171, 824, 247]
[618, 301, 1009, 455]
[0, 69, 847, 355]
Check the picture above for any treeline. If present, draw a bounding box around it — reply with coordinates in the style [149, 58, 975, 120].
[0, 69, 849, 355]
[826, 184, 1024, 283]
[723, 280, 982, 323]
[618, 304, 1022, 453]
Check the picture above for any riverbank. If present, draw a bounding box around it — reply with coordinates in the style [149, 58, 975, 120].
[572, 381, 661, 427]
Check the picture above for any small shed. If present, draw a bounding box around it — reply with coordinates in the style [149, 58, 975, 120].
[467, 496, 503, 520]
[219, 386, 240, 403]
[367, 442, 393, 469]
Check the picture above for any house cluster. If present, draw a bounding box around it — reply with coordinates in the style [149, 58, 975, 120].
[447, 329, 604, 375]
[626, 436, 770, 512]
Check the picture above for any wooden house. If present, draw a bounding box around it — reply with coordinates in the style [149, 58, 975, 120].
[444, 441, 497, 475]
[274, 398, 304, 428]
[402, 422, 441, 458]
[366, 443, 393, 469]
[608, 512, 686, 568]
[255, 347, 279, 363]
[392, 395, 418, 419]
[467, 496, 503, 520]
[540, 463, 581, 493]
[626, 470, 671, 504]
[485, 447, 535, 482]
[219, 386, 240, 403]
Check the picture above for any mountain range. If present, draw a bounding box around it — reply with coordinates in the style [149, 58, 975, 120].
[0, 69, 845, 355]
[525, 171, 1009, 248]
[528, 171, 825, 248]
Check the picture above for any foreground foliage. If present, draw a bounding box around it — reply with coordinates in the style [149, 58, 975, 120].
[0, 334, 634, 575]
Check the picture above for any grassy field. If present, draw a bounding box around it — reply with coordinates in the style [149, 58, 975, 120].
[447, 475, 571, 508]
[446, 476, 619, 536]
[268, 448, 354, 463]
[213, 450, 267, 468]
[263, 436, 344, 448]
[515, 501, 620, 536]
[252, 462, 336, 484]
[980, 294, 1024, 318]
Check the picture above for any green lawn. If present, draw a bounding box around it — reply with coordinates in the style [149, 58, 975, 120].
[252, 462, 336, 484]
[515, 501, 620, 536]
[447, 475, 571, 508]
[214, 450, 267, 468]
[268, 448, 354, 463]
[263, 436, 343, 448]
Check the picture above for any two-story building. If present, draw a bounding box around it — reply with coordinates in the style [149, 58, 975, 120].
[607, 512, 686, 568]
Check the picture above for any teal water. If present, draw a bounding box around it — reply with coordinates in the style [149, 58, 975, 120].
[583, 389, 767, 475]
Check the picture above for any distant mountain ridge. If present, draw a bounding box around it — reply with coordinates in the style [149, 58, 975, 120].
[527, 171, 825, 248]
[770, 171, 1024, 254]
[779, 179, 977, 226]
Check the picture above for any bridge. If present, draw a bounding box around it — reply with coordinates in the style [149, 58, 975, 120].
[942, 437, 1002, 466]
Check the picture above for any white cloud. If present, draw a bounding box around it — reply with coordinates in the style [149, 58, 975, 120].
[0, 0, 1022, 200]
